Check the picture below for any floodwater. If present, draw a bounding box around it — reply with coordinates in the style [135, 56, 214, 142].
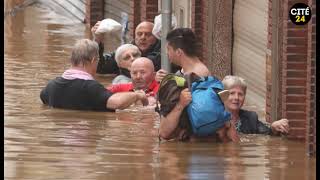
[4, 1, 316, 180]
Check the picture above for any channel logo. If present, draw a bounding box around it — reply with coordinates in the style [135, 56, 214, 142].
[289, 3, 312, 25]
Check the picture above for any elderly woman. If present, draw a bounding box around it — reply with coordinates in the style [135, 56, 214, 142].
[112, 44, 141, 84]
[40, 39, 147, 111]
[222, 75, 289, 135]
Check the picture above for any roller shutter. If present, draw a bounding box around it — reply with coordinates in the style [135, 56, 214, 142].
[232, 0, 268, 119]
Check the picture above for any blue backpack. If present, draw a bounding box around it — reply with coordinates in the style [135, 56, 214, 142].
[187, 76, 231, 136]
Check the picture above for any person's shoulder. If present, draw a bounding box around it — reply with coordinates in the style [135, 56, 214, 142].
[150, 79, 160, 86]
[147, 40, 161, 54]
[45, 77, 65, 86]
[69, 79, 104, 90]
[84, 79, 104, 87]
[107, 82, 134, 93]
[153, 39, 161, 50]
[112, 75, 132, 84]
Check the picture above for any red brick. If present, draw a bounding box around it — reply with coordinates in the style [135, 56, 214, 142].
[289, 120, 306, 127]
[86, 0, 104, 27]
[286, 46, 308, 54]
[286, 87, 306, 94]
[286, 104, 306, 111]
[287, 54, 308, 62]
[286, 112, 307, 119]
[287, 37, 308, 45]
[288, 127, 306, 135]
[287, 29, 308, 37]
[288, 0, 308, 7]
[286, 70, 307, 78]
[287, 78, 307, 86]
[286, 95, 306, 103]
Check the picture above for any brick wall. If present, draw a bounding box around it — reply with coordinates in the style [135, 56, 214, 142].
[281, 0, 310, 140]
[129, 0, 140, 38]
[130, 0, 158, 38]
[144, 0, 158, 22]
[191, 0, 207, 63]
[85, 0, 104, 27]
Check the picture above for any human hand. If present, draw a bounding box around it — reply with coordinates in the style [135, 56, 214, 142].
[178, 88, 192, 108]
[147, 95, 157, 106]
[155, 69, 168, 82]
[271, 118, 289, 134]
[216, 122, 240, 143]
[91, 21, 104, 42]
[134, 90, 148, 106]
[216, 126, 229, 143]
[226, 122, 240, 142]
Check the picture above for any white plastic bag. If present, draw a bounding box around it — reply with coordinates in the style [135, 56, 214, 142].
[152, 14, 177, 39]
[95, 18, 122, 35]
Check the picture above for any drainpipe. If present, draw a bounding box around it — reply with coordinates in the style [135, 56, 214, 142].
[161, 0, 172, 72]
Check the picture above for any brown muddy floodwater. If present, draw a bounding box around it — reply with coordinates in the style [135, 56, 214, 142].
[4, 2, 316, 180]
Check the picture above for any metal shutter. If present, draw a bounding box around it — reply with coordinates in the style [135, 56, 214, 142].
[232, 0, 268, 119]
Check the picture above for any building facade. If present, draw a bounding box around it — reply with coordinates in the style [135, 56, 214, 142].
[85, 0, 316, 155]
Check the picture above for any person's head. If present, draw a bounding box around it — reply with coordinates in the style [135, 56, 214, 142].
[166, 28, 198, 65]
[130, 57, 155, 90]
[115, 44, 141, 71]
[134, 21, 157, 53]
[70, 39, 99, 75]
[222, 75, 247, 112]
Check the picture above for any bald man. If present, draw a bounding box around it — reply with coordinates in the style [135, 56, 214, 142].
[107, 57, 159, 105]
[92, 21, 162, 74]
[134, 22, 158, 55]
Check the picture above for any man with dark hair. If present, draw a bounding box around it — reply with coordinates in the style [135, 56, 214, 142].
[166, 27, 199, 57]
[155, 28, 200, 81]
[40, 39, 148, 111]
[158, 28, 238, 142]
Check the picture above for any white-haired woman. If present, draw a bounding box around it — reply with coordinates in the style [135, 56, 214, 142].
[112, 44, 141, 84]
[40, 39, 147, 111]
[222, 75, 289, 135]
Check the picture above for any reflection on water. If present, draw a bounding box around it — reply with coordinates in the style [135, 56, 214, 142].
[4, 1, 316, 180]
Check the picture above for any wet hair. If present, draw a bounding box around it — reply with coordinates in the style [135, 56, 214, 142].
[114, 44, 141, 64]
[222, 75, 247, 94]
[166, 28, 198, 57]
[70, 39, 99, 66]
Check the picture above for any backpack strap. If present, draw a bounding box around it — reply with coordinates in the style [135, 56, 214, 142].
[184, 72, 201, 90]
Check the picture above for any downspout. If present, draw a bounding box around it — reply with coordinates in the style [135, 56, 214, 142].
[161, 0, 172, 72]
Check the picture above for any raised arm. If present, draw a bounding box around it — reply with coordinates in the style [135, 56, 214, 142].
[91, 21, 104, 43]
